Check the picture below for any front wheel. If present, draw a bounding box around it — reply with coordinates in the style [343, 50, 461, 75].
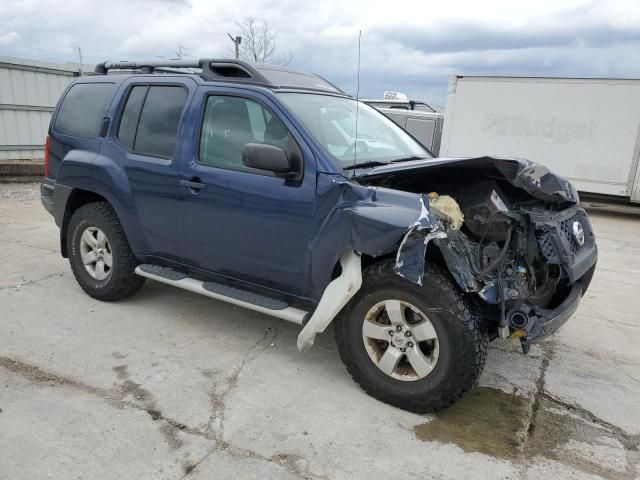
[335, 259, 487, 412]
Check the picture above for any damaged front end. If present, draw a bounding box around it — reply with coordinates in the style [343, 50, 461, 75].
[357, 156, 598, 353]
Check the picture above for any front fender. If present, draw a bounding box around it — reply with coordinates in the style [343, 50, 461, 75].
[308, 174, 445, 301]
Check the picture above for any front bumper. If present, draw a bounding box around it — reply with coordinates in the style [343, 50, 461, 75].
[525, 279, 584, 344]
[516, 205, 597, 346]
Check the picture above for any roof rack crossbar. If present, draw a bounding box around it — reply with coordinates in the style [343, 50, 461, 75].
[95, 60, 200, 74]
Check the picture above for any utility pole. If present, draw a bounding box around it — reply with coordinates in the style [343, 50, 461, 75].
[227, 34, 242, 59]
[77, 46, 84, 76]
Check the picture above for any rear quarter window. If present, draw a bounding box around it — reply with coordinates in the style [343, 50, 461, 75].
[116, 85, 187, 158]
[54, 83, 115, 138]
[133, 86, 187, 158]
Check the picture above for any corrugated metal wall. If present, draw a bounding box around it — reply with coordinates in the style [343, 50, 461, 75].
[0, 57, 78, 161]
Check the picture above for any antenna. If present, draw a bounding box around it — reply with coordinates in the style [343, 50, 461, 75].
[77, 46, 84, 76]
[351, 30, 362, 175]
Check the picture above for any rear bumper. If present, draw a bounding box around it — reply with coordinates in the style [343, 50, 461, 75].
[40, 179, 72, 228]
[526, 280, 584, 344]
[41, 179, 55, 216]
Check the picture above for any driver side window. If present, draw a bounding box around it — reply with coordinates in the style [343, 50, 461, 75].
[198, 95, 291, 173]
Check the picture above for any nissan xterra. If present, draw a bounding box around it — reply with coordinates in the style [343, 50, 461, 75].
[41, 59, 597, 412]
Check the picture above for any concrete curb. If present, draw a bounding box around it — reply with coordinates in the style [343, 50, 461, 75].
[0, 161, 44, 182]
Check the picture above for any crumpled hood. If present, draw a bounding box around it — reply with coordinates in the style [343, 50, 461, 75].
[357, 156, 579, 204]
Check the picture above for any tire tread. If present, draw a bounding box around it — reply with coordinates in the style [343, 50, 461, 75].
[335, 259, 488, 413]
[68, 202, 144, 301]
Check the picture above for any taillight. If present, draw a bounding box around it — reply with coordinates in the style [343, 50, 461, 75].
[44, 135, 50, 177]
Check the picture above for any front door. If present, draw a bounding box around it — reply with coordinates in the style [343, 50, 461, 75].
[177, 89, 316, 298]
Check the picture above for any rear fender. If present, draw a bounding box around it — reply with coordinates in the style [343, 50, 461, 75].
[55, 153, 147, 257]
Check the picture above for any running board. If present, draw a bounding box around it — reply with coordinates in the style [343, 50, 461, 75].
[135, 264, 309, 325]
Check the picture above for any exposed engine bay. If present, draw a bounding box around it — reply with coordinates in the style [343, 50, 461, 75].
[355, 157, 597, 352]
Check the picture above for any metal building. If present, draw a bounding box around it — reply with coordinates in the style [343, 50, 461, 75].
[0, 56, 79, 161]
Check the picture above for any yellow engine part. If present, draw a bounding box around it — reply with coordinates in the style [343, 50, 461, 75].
[428, 193, 464, 230]
[509, 329, 526, 339]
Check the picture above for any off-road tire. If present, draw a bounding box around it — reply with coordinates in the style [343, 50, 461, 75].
[335, 259, 488, 413]
[68, 202, 144, 301]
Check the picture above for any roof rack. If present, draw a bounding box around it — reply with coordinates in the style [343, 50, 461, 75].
[94, 58, 345, 94]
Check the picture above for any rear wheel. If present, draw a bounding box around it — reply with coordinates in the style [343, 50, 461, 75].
[67, 202, 144, 301]
[335, 259, 487, 412]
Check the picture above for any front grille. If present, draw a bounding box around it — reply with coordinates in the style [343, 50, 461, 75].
[559, 212, 584, 256]
[535, 208, 587, 262]
[539, 234, 556, 259]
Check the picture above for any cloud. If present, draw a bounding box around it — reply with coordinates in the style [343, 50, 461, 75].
[0, 32, 19, 46]
[1, 0, 640, 105]
[381, 22, 640, 54]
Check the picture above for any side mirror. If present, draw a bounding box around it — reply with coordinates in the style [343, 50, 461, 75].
[242, 143, 301, 180]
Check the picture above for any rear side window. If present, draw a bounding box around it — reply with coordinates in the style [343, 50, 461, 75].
[54, 83, 114, 138]
[117, 85, 187, 158]
[117, 86, 147, 149]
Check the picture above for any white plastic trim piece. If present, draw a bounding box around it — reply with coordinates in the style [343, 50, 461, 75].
[296, 251, 363, 352]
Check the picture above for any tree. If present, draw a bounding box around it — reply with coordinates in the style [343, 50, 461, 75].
[233, 17, 293, 66]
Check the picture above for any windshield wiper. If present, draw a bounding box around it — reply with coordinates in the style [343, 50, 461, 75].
[389, 155, 429, 163]
[343, 160, 390, 171]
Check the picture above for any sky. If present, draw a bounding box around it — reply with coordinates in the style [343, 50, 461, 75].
[1, 0, 639, 106]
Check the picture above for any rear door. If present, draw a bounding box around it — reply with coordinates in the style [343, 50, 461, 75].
[101, 78, 193, 259]
[176, 87, 317, 297]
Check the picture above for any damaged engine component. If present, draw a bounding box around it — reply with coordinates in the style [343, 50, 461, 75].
[457, 180, 513, 241]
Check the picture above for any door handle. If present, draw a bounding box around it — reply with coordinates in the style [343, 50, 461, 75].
[181, 178, 205, 191]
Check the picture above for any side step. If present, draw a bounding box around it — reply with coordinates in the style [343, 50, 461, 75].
[135, 264, 309, 325]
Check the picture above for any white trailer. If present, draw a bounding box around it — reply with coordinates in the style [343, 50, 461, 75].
[440, 76, 640, 203]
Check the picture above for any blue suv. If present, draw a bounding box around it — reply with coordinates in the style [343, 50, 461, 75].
[41, 59, 597, 412]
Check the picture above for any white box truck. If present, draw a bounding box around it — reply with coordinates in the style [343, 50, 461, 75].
[440, 76, 640, 203]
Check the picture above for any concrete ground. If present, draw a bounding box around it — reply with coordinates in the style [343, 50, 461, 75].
[1, 183, 639, 480]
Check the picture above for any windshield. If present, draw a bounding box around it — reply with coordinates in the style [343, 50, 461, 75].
[277, 92, 432, 169]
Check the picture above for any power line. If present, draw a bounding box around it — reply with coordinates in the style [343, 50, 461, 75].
[1, 38, 159, 61]
[176, 45, 193, 59]
[0, 43, 77, 57]
[4, 33, 78, 50]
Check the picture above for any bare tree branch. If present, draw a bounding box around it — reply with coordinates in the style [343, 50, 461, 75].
[231, 17, 293, 66]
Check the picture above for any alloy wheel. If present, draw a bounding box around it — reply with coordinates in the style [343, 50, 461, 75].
[79, 226, 112, 281]
[361, 299, 440, 381]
